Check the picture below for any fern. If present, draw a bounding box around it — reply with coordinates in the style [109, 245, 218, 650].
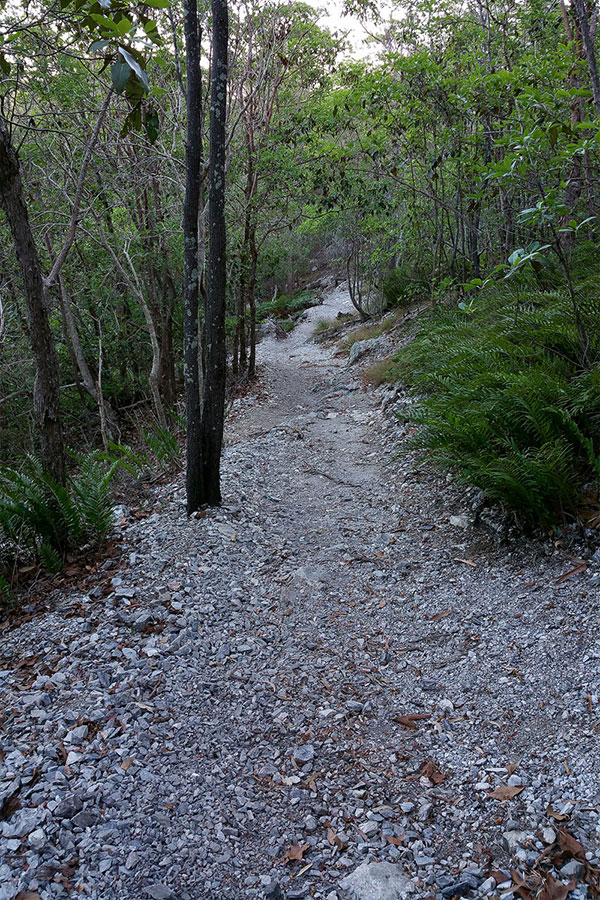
[71, 456, 117, 542]
[142, 425, 181, 466]
[393, 281, 600, 528]
[0, 452, 119, 573]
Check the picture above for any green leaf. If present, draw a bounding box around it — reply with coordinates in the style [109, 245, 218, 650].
[111, 61, 130, 93]
[144, 108, 159, 143]
[90, 39, 110, 51]
[119, 46, 149, 93]
[117, 16, 132, 35]
[144, 0, 170, 6]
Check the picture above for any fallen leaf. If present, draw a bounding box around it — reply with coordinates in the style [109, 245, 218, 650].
[419, 759, 446, 785]
[393, 713, 430, 729]
[327, 827, 345, 851]
[489, 785, 525, 800]
[559, 830, 585, 859]
[430, 609, 453, 621]
[489, 869, 510, 883]
[546, 805, 570, 822]
[386, 835, 405, 846]
[454, 557, 477, 568]
[284, 843, 310, 864]
[555, 563, 587, 584]
[539, 874, 576, 900]
[120, 758, 133, 771]
[1, 792, 21, 821]
[507, 760, 521, 775]
[15, 893, 43, 900]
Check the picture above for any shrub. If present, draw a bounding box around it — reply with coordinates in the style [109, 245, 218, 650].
[0, 453, 117, 575]
[382, 266, 430, 309]
[391, 284, 600, 528]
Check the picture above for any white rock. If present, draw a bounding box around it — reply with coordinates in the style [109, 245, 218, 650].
[28, 827, 46, 850]
[340, 861, 413, 899]
[449, 515, 469, 528]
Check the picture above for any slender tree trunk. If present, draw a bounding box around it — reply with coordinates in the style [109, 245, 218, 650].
[0, 115, 65, 483]
[573, 0, 600, 115]
[248, 227, 258, 377]
[200, 0, 228, 505]
[183, 0, 204, 512]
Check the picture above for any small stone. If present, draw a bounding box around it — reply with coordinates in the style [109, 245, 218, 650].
[66, 724, 88, 744]
[542, 827, 556, 845]
[292, 745, 315, 765]
[53, 794, 83, 820]
[340, 861, 413, 899]
[503, 831, 530, 854]
[146, 885, 175, 900]
[560, 860, 586, 879]
[28, 827, 47, 850]
[305, 815, 318, 833]
[437, 698, 454, 714]
[1, 806, 39, 838]
[414, 854, 436, 867]
[417, 803, 433, 822]
[72, 810, 99, 829]
[126, 851, 139, 869]
[449, 515, 469, 528]
[479, 877, 496, 895]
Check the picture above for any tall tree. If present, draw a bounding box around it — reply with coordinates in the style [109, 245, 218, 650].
[184, 0, 228, 511]
[0, 115, 66, 484]
[200, 0, 229, 505]
[183, 0, 205, 512]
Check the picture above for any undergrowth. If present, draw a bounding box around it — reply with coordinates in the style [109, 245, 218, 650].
[256, 289, 316, 331]
[0, 453, 117, 581]
[389, 283, 600, 529]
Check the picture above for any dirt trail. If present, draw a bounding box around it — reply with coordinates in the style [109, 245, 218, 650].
[1, 284, 599, 900]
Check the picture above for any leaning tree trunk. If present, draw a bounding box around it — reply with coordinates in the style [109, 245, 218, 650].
[0, 115, 65, 484]
[183, 0, 204, 513]
[200, 0, 228, 506]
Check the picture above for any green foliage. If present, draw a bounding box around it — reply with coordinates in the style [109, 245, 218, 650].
[141, 424, 181, 467]
[382, 266, 431, 309]
[0, 454, 117, 574]
[256, 289, 316, 324]
[391, 284, 600, 528]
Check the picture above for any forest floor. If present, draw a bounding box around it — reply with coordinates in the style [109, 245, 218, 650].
[1, 282, 600, 900]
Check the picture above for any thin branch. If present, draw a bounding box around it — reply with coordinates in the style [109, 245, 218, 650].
[44, 88, 113, 289]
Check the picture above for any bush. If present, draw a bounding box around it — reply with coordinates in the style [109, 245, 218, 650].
[382, 266, 430, 308]
[390, 284, 600, 528]
[256, 289, 316, 324]
[0, 453, 117, 575]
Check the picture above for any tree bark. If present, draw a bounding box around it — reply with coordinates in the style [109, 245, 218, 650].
[573, 0, 600, 115]
[0, 114, 65, 483]
[183, 0, 205, 513]
[200, 0, 228, 506]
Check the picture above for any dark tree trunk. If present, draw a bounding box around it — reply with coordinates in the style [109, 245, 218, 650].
[183, 0, 204, 513]
[573, 0, 600, 115]
[248, 227, 258, 378]
[200, 0, 229, 505]
[0, 115, 66, 484]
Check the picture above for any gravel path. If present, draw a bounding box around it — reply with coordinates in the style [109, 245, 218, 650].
[1, 284, 599, 900]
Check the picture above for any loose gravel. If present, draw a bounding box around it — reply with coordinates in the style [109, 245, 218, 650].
[1, 283, 599, 900]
